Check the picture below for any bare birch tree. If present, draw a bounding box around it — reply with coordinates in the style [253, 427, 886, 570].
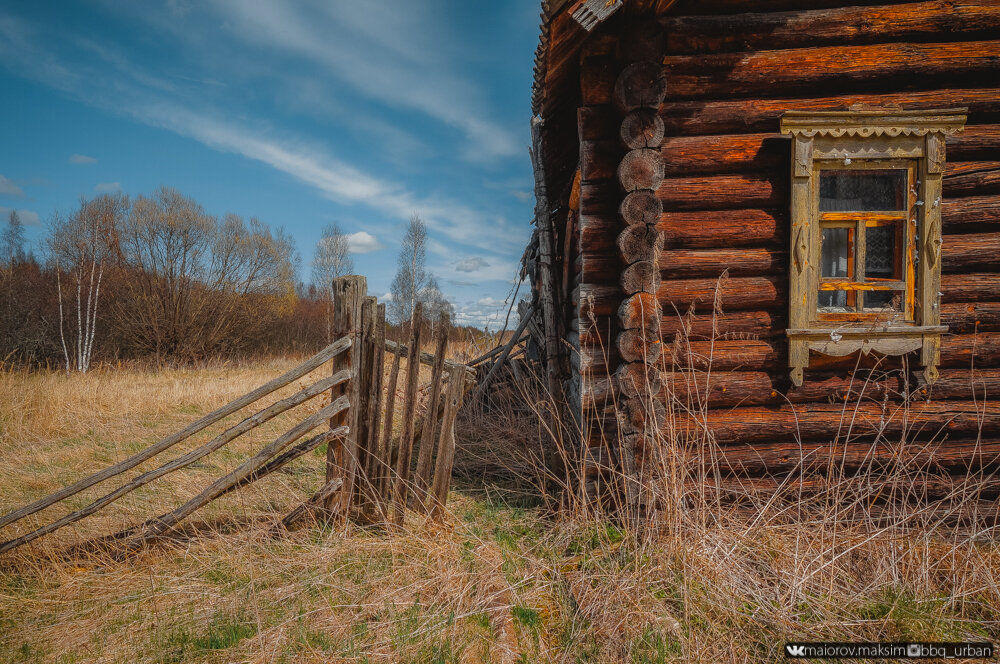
[389, 214, 428, 327]
[49, 193, 127, 373]
[312, 223, 353, 342]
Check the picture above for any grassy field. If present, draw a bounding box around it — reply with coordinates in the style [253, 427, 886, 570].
[1, 358, 999, 663]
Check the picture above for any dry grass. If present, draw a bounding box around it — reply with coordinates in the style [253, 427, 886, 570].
[1, 348, 999, 662]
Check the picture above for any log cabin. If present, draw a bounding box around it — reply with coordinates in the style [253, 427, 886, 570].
[520, 0, 1000, 504]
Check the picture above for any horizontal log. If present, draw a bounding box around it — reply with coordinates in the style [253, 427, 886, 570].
[619, 292, 663, 331]
[712, 437, 1000, 477]
[662, 367, 1000, 410]
[659, 87, 1000, 136]
[616, 361, 663, 399]
[659, 173, 785, 210]
[659, 275, 783, 311]
[581, 178, 620, 216]
[653, 130, 997, 179]
[582, 356, 1000, 411]
[693, 473, 1000, 501]
[941, 273, 1000, 302]
[621, 108, 665, 150]
[581, 140, 622, 182]
[618, 148, 665, 192]
[620, 190, 663, 226]
[943, 194, 1000, 228]
[580, 55, 618, 107]
[618, 328, 664, 363]
[622, 260, 661, 295]
[662, 1, 1000, 55]
[667, 0, 907, 15]
[618, 223, 664, 264]
[942, 302, 1000, 333]
[948, 125, 1000, 162]
[663, 41, 1000, 100]
[644, 232, 1000, 280]
[661, 247, 784, 278]
[660, 209, 787, 248]
[657, 332, 1000, 372]
[661, 133, 787, 176]
[943, 232, 1000, 272]
[614, 61, 667, 113]
[578, 105, 617, 142]
[944, 162, 1000, 197]
[653, 273, 1000, 314]
[660, 309, 784, 340]
[687, 400, 1000, 445]
[586, 208, 785, 254]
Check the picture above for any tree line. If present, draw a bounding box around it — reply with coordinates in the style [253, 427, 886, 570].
[1, 187, 465, 371]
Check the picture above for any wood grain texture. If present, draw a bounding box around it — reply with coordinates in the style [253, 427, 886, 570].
[663, 1, 1000, 55]
[663, 41, 1000, 99]
[660, 87, 1000, 136]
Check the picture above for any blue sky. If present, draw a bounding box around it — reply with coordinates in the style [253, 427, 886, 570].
[0, 1, 541, 328]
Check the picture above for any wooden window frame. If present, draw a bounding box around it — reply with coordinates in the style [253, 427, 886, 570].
[780, 109, 967, 387]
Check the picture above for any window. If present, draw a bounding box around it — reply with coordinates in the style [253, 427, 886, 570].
[780, 110, 967, 387]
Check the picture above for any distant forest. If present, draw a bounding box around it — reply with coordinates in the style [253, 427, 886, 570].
[0, 186, 483, 370]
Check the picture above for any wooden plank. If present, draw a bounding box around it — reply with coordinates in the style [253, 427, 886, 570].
[0, 371, 350, 553]
[413, 313, 451, 505]
[429, 369, 466, 521]
[663, 41, 1000, 100]
[0, 335, 353, 531]
[123, 397, 351, 552]
[384, 339, 474, 380]
[377, 341, 403, 508]
[660, 87, 1000, 136]
[662, 1, 1000, 55]
[352, 297, 377, 511]
[326, 276, 365, 516]
[358, 303, 386, 513]
[392, 303, 423, 527]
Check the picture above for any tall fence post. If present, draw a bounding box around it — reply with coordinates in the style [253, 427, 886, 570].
[325, 275, 365, 517]
[392, 302, 423, 526]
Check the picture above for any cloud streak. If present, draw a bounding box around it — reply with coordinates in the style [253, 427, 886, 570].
[69, 153, 97, 164]
[0, 175, 24, 197]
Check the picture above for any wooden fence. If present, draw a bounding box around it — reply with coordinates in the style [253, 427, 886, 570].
[0, 275, 472, 556]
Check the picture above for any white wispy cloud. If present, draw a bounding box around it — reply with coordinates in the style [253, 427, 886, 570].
[207, 0, 519, 161]
[346, 231, 383, 254]
[94, 181, 121, 193]
[68, 153, 97, 164]
[455, 257, 489, 273]
[0, 207, 41, 225]
[0, 175, 24, 197]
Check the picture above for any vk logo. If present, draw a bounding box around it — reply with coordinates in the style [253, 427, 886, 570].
[785, 644, 806, 657]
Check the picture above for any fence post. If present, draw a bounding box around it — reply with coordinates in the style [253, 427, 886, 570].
[392, 302, 423, 526]
[414, 312, 450, 507]
[325, 275, 366, 517]
[353, 296, 378, 513]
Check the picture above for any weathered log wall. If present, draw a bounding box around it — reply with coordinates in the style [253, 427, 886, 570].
[571, 0, 1000, 493]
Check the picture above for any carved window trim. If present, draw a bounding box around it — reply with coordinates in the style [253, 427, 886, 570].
[780, 109, 967, 387]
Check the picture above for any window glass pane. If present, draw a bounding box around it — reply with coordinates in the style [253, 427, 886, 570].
[864, 290, 901, 311]
[819, 169, 906, 211]
[865, 225, 897, 279]
[818, 290, 852, 311]
[821, 227, 851, 278]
